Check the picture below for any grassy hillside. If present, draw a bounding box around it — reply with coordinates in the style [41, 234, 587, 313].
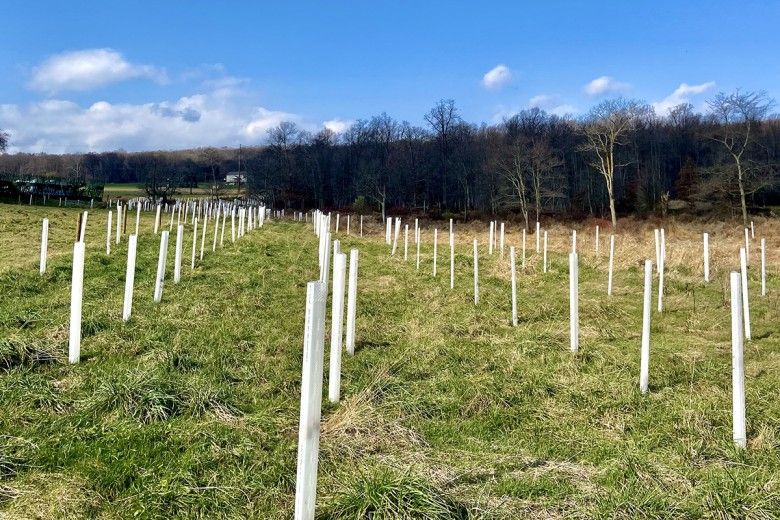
[1, 204, 778, 518]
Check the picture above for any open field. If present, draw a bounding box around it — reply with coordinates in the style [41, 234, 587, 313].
[102, 183, 242, 201]
[1, 203, 779, 518]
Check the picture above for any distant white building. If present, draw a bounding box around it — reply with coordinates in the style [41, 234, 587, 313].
[224, 172, 246, 185]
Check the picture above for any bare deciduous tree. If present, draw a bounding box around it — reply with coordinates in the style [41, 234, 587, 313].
[425, 99, 460, 208]
[581, 98, 650, 228]
[707, 90, 775, 226]
[0, 130, 8, 153]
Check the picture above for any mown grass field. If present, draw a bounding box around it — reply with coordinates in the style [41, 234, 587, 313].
[1, 203, 779, 519]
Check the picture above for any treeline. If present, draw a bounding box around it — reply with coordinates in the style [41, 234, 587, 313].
[1, 92, 778, 225]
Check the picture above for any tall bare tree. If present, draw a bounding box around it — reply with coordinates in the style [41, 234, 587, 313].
[0, 130, 8, 153]
[581, 98, 649, 228]
[707, 90, 775, 226]
[425, 99, 460, 208]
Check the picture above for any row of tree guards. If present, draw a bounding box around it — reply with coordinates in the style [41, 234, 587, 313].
[32, 202, 769, 518]
[291, 209, 769, 519]
[37, 198, 280, 364]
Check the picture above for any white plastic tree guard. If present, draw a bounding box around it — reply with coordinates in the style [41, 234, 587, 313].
[569, 252, 579, 353]
[345, 249, 359, 356]
[510, 246, 517, 326]
[68, 241, 86, 364]
[294, 280, 327, 520]
[328, 252, 347, 403]
[730, 272, 746, 448]
[154, 231, 169, 303]
[39, 218, 49, 275]
[640, 259, 652, 394]
[122, 234, 138, 321]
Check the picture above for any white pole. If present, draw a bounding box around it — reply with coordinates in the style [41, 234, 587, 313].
[657, 230, 665, 313]
[744, 228, 749, 262]
[730, 272, 746, 448]
[200, 216, 207, 261]
[231, 209, 236, 243]
[79, 211, 88, 243]
[360, 215, 363, 237]
[510, 246, 517, 326]
[116, 205, 122, 244]
[595, 225, 600, 255]
[416, 231, 421, 270]
[654, 228, 660, 271]
[106, 211, 112, 255]
[450, 232, 455, 289]
[191, 218, 198, 270]
[433, 229, 438, 277]
[345, 249, 359, 356]
[68, 241, 86, 364]
[543, 231, 548, 273]
[488, 221, 494, 255]
[569, 252, 579, 353]
[40, 218, 49, 275]
[335, 213, 340, 234]
[522, 228, 526, 270]
[536, 221, 540, 253]
[293, 281, 327, 520]
[739, 247, 751, 340]
[404, 225, 409, 261]
[640, 259, 652, 394]
[414, 218, 419, 244]
[154, 204, 161, 234]
[122, 234, 137, 321]
[703, 232, 710, 283]
[500, 222, 505, 257]
[220, 209, 226, 246]
[750, 221, 755, 239]
[761, 238, 766, 297]
[391, 218, 400, 255]
[473, 239, 479, 305]
[385, 217, 391, 244]
[346, 215, 350, 235]
[174, 224, 183, 283]
[603, 235, 613, 298]
[213, 207, 220, 252]
[135, 204, 141, 235]
[328, 252, 347, 403]
[154, 231, 169, 303]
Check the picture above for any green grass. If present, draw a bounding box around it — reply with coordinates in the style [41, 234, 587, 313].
[102, 183, 240, 200]
[0, 203, 778, 518]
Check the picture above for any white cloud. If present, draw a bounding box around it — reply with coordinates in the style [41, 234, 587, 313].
[29, 48, 167, 93]
[482, 64, 513, 91]
[0, 82, 301, 153]
[652, 81, 716, 115]
[528, 94, 577, 116]
[323, 118, 353, 134]
[583, 75, 630, 96]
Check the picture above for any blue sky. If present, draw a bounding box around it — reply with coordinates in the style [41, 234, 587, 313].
[1, 0, 778, 153]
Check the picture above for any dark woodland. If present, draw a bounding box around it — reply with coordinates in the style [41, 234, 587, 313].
[1, 92, 778, 227]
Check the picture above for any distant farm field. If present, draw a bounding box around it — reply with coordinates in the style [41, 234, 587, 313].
[1, 203, 779, 518]
[102, 183, 241, 200]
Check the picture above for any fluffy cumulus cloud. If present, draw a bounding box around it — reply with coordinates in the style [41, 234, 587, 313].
[583, 75, 631, 96]
[482, 64, 513, 90]
[652, 81, 716, 115]
[29, 48, 167, 93]
[0, 80, 304, 153]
